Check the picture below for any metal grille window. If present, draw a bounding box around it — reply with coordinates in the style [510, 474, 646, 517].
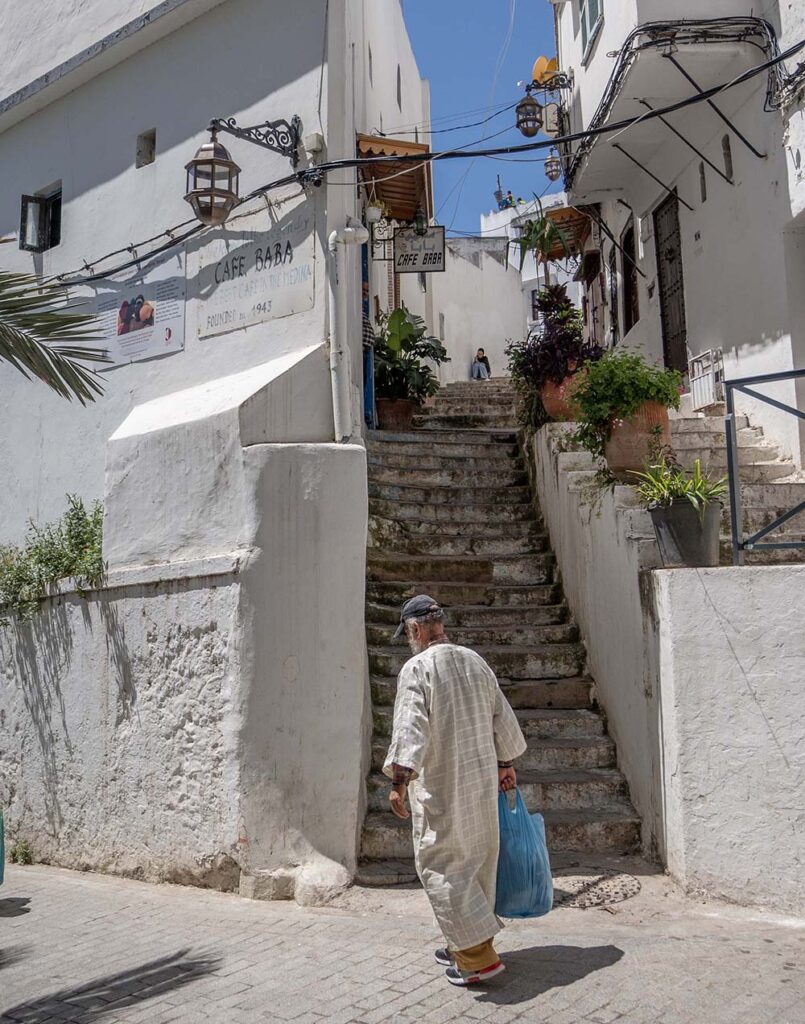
[531, 289, 540, 321]
[19, 186, 62, 253]
[621, 221, 640, 335]
[580, 0, 603, 62]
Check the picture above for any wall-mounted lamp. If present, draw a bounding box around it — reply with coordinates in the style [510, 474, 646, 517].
[413, 206, 428, 236]
[516, 91, 544, 138]
[184, 115, 301, 226]
[544, 149, 563, 182]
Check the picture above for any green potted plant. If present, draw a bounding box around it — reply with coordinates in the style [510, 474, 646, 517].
[374, 305, 449, 430]
[570, 350, 683, 478]
[506, 284, 603, 422]
[632, 455, 727, 567]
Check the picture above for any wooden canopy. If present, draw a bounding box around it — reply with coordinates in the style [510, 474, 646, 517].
[543, 204, 593, 260]
[357, 134, 433, 224]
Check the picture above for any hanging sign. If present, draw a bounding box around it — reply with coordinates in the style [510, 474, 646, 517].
[393, 226, 445, 273]
[90, 249, 186, 368]
[197, 196, 315, 338]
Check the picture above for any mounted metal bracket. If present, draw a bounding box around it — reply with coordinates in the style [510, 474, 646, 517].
[209, 115, 302, 167]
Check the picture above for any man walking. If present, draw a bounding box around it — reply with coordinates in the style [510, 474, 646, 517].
[384, 595, 527, 986]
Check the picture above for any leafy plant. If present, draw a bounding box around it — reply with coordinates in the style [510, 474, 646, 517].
[570, 350, 683, 457]
[9, 838, 33, 865]
[515, 196, 569, 272]
[374, 305, 449, 404]
[506, 284, 603, 430]
[0, 495, 104, 620]
[631, 456, 727, 517]
[0, 271, 108, 403]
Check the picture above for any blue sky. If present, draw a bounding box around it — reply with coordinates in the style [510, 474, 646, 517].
[401, 0, 562, 234]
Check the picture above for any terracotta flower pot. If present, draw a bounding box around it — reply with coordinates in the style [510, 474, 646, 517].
[539, 370, 584, 422]
[604, 400, 670, 480]
[376, 397, 416, 431]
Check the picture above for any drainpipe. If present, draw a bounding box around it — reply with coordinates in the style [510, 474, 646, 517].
[328, 217, 370, 442]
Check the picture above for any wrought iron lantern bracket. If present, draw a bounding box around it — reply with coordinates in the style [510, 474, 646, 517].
[208, 115, 302, 167]
[538, 71, 574, 92]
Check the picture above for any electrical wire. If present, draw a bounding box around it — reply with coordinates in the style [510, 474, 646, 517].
[376, 99, 520, 137]
[50, 35, 804, 288]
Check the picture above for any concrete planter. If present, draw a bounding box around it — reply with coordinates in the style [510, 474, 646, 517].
[605, 401, 670, 480]
[376, 398, 416, 431]
[650, 500, 722, 567]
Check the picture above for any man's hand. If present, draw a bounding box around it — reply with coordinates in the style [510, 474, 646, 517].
[498, 766, 517, 793]
[389, 782, 411, 819]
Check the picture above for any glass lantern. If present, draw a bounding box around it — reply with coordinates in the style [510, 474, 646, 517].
[184, 136, 241, 226]
[516, 93, 543, 138]
[544, 151, 563, 182]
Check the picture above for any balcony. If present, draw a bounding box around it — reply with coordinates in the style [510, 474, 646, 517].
[564, 18, 783, 201]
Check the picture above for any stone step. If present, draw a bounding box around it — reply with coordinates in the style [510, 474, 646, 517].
[371, 705, 604, 738]
[370, 674, 594, 710]
[366, 599, 569, 628]
[428, 392, 518, 407]
[368, 516, 542, 540]
[366, 621, 578, 648]
[369, 531, 547, 558]
[369, 737, 615, 774]
[368, 439, 520, 460]
[738, 505, 805, 535]
[368, 451, 524, 472]
[670, 415, 748, 433]
[368, 465, 529, 488]
[413, 413, 517, 430]
[368, 482, 533, 505]
[674, 456, 797, 483]
[368, 644, 586, 680]
[361, 804, 641, 859]
[366, 552, 555, 585]
[369, 498, 535, 523]
[368, 428, 517, 446]
[366, 580, 562, 607]
[670, 426, 763, 448]
[426, 402, 518, 417]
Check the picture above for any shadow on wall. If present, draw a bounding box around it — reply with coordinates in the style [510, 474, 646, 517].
[0, 949, 220, 1023]
[1, 591, 136, 838]
[3, 602, 74, 836]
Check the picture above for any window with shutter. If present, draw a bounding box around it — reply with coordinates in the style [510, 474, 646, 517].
[580, 0, 603, 63]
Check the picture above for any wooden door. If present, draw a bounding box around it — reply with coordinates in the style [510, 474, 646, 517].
[653, 194, 688, 373]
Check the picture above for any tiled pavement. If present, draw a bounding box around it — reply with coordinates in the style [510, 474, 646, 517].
[1, 863, 803, 1024]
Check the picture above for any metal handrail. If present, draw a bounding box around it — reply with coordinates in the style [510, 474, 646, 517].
[724, 368, 805, 564]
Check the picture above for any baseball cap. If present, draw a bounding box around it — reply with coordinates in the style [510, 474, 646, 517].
[392, 594, 444, 640]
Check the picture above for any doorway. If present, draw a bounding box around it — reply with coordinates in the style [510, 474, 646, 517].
[653, 193, 688, 373]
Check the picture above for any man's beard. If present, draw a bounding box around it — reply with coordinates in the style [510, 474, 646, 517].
[407, 634, 425, 656]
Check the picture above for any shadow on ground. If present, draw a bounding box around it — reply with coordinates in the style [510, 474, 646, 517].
[477, 944, 625, 1005]
[0, 947, 30, 970]
[0, 948, 220, 1023]
[0, 898, 31, 918]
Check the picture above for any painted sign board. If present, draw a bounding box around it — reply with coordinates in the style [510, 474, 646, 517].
[393, 226, 445, 273]
[197, 197, 315, 338]
[91, 249, 186, 368]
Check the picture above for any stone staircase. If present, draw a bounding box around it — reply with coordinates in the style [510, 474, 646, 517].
[358, 379, 641, 885]
[668, 408, 805, 562]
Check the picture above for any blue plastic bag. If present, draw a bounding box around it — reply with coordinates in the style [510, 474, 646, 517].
[494, 789, 553, 918]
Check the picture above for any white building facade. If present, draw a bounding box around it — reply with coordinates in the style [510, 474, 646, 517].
[0, 0, 436, 902]
[550, 0, 805, 465]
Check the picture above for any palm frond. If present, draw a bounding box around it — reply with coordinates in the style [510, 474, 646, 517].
[0, 270, 109, 404]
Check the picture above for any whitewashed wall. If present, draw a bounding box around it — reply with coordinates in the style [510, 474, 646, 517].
[431, 239, 525, 383]
[650, 565, 805, 914]
[554, 1, 805, 464]
[0, 0, 332, 546]
[531, 423, 805, 913]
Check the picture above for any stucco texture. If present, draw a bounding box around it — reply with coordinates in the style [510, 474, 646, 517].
[0, 576, 243, 889]
[651, 566, 805, 914]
